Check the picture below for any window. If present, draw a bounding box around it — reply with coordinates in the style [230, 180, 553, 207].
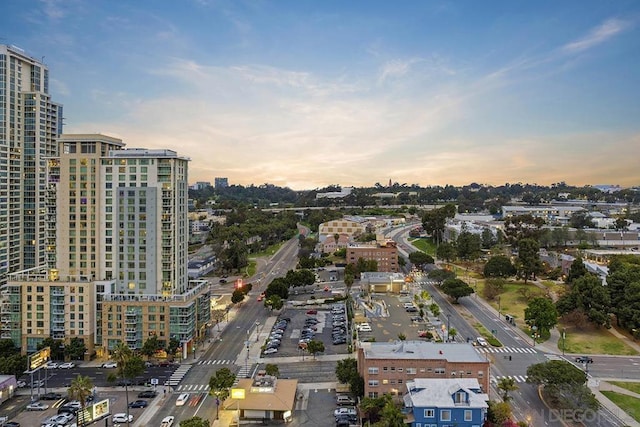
[440, 410, 451, 421]
[464, 410, 472, 421]
[368, 380, 379, 387]
[406, 367, 416, 374]
[368, 367, 379, 374]
[424, 409, 434, 418]
[454, 391, 466, 403]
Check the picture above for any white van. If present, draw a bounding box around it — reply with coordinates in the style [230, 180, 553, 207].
[176, 393, 190, 406]
[357, 323, 372, 332]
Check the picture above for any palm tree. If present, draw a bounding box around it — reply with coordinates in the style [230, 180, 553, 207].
[111, 341, 134, 427]
[497, 376, 518, 402]
[68, 375, 93, 426]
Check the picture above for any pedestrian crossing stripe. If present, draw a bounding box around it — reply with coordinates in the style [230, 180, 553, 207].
[197, 359, 233, 365]
[175, 384, 211, 392]
[491, 375, 528, 383]
[476, 347, 537, 354]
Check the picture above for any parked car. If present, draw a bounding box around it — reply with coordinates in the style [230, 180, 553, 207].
[112, 413, 134, 423]
[45, 361, 59, 369]
[336, 395, 356, 406]
[263, 347, 278, 355]
[334, 407, 357, 417]
[63, 401, 82, 410]
[58, 362, 75, 369]
[3, 421, 20, 427]
[26, 402, 49, 411]
[137, 390, 158, 398]
[128, 399, 148, 408]
[40, 392, 63, 400]
[575, 356, 594, 364]
[101, 361, 117, 368]
[58, 406, 78, 415]
[16, 380, 26, 388]
[306, 310, 318, 315]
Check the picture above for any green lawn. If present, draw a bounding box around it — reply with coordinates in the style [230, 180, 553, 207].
[409, 238, 436, 256]
[601, 391, 640, 422]
[609, 382, 640, 395]
[560, 326, 638, 356]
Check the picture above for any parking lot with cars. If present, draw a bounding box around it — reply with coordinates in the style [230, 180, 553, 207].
[261, 304, 350, 358]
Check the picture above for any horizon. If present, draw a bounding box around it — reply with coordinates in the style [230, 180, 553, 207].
[3, 1, 639, 190]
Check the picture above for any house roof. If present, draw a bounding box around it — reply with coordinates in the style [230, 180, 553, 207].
[360, 341, 487, 363]
[405, 378, 489, 408]
[223, 378, 298, 412]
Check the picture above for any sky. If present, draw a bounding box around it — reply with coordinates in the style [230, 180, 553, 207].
[2, 0, 640, 190]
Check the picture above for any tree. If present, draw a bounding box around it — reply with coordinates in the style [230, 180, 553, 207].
[68, 375, 93, 426]
[566, 258, 588, 284]
[64, 337, 87, 361]
[377, 397, 406, 427]
[231, 289, 245, 304]
[408, 251, 434, 267]
[264, 364, 279, 377]
[497, 377, 518, 402]
[569, 211, 595, 229]
[209, 367, 236, 419]
[141, 335, 162, 360]
[427, 269, 455, 283]
[524, 297, 558, 335]
[487, 401, 513, 425]
[179, 417, 210, 427]
[421, 204, 456, 245]
[440, 278, 474, 303]
[167, 337, 180, 357]
[526, 360, 586, 388]
[556, 274, 611, 328]
[436, 242, 456, 263]
[37, 338, 64, 361]
[503, 214, 546, 244]
[456, 229, 482, 260]
[484, 256, 516, 278]
[516, 238, 542, 283]
[607, 256, 640, 330]
[335, 358, 363, 396]
[264, 294, 284, 311]
[306, 339, 325, 360]
[111, 341, 144, 427]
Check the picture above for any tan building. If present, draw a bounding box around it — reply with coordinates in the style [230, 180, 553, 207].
[357, 341, 490, 399]
[225, 375, 298, 423]
[347, 240, 399, 272]
[318, 218, 365, 238]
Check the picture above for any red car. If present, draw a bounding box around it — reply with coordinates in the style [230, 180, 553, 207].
[306, 309, 318, 315]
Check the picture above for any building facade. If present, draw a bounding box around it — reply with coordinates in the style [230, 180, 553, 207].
[2, 135, 210, 358]
[403, 378, 488, 427]
[0, 45, 63, 286]
[318, 218, 365, 238]
[347, 241, 399, 272]
[357, 341, 490, 399]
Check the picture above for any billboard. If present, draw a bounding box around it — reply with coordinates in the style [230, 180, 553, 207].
[78, 398, 110, 425]
[28, 347, 51, 371]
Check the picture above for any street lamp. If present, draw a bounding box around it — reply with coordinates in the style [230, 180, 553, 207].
[255, 321, 260, 342]
[245, 330, 250, 377]
[531, 325, 538, 347]
[446, 314, 451, 342]
[562, 328, 566, 356]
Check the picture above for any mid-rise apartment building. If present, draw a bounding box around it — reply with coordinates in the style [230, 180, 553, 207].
[0, 45, 63, 286]
[357, 341, 490, 399]
[347, 240, 399, 272]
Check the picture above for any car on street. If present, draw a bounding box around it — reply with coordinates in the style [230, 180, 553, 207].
[575, 356, 594, 364]
[3, 422, 20, 427]
[306, 309, 317, 315]
[176, 393, 190, 406]
[219, 278, 227, 284]
[26, 401, 49, 411]
[40, 392, 63, 400]
[58, 362, 75, 369]
[101, 361, 118, 368]
[112, 413, 134, 423]
[476, 337, 488, 347]
[160, 416, 175, 427]
[45, 361, 59, 369]
[128, 399, 148, 408]
[138, 390, 158, 398]
[357, 323, 372, 332]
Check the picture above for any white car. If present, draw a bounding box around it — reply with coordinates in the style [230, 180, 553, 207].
[16, 380, 26, 388]
[160, 415, 175, 427]
[101, 361, 118, 368]
[112, 413, 134, 423]
[263, 347, 278, 355]
[334, 407, 357, 417]
[26, 401, 49, 411]
[58, 362, 76, 369]
[45, 361, 59, 369]
[175, 393, 190, 406]
[476, 337, 488, 347]
[357, 323, 372, 332]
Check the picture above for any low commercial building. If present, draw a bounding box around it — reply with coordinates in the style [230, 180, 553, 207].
[357, 341, 490, 399]
[225, 376, 298, 423]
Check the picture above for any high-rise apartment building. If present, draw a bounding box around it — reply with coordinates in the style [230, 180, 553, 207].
[214, 177, 228, 188]
[3, 135, 210, 358]
[0, 45, 63, 285]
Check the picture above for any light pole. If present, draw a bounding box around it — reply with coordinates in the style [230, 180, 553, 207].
[245, 330, 250, 377]
[255, 321, 260, 342]
[562, 328, 566, 355]
[497, 296, 501, 317]
[531, 325, 538, 347]
[446, 314, 451, 342]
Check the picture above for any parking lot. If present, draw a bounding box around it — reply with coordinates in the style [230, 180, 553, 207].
[261, 303, 350, 358]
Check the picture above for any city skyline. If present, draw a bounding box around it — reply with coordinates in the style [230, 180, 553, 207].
[2, 0, 639, 190]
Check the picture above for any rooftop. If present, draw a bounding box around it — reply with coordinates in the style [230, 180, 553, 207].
[361, 341, 487, 363]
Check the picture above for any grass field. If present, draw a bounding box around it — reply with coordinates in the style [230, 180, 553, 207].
[561, 327, 638, 355]
[601, 391, 640, 422]
[409, 238, 436, 256]
[609, 382, 640, 394]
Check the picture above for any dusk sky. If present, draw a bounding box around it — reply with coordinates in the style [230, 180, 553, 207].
[3, 1, 639, 190]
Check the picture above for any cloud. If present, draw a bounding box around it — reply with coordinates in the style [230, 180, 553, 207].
[378, 58, 423, 84]
[562, 18, 631, 53]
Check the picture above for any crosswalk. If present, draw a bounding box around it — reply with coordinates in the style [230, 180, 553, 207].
[164, 364, 192, 386]
[235, 364, 254, 381]
[175, 383, 210, 392]
[197, 359, 233, 366]
[476, 346, 537, 354]
[491, 375, 529, 383]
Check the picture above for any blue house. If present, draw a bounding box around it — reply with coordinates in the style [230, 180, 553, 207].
[403, 378, 489, 427]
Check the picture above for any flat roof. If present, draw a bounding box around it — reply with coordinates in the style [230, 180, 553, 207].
[361, 341, 486, 363]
